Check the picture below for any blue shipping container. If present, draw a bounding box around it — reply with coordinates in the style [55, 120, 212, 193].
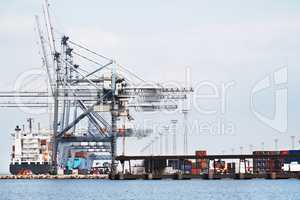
[73, 158, 81, 169]
[284, 150, 300, 164]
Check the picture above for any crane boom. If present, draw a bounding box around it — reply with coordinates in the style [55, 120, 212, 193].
[35, 15, 54, 95]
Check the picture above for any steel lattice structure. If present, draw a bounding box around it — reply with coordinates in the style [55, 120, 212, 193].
[0, 0, 193, 175]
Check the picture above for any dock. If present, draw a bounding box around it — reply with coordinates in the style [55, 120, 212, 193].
[112, 172, 300, 180]
[0, 174, 108, 180]
[1, 172, 300, 180]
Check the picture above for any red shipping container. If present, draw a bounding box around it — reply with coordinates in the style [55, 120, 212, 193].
[75, 151, 87, 158]
[191, 168, 200, 175]
[192, 162, 197, 168]
[280, 150, 289, 156]
[40, 139, 47, 145]
[196, 150, 207, 158]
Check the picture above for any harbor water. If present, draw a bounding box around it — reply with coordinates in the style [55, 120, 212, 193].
[0, 179, 300, 200]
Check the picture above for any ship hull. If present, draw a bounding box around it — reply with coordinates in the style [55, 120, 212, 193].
[10, 162, 51, 175]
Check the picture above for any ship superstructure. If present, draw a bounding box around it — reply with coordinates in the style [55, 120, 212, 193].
[10, 118, 52, 175]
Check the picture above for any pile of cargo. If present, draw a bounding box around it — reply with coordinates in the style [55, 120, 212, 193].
[253, 150, 300, 174]
[253, 151, 281, 173]
[191, 150, 208, 175]
[61, 151, 111, 175]
[192, 151, 229, 175]
[213, 160, 226, 173]
[144, 158, 167, 174]
[167, 159, 192, 174]
[282, 150, 300, 172]
[65, 151, 91, 175]
[226, 162, 236, 174]
[191, 150, 238, 175]
[165, 149, 300, 176]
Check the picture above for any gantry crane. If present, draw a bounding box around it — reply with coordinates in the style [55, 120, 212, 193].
[0, 0, 192, 175]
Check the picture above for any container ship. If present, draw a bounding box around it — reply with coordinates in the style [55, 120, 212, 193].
[10, 118, 52, 175]
[10, 118, 112, 175]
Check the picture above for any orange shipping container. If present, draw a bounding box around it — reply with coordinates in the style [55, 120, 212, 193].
[200, 160, 207, 169]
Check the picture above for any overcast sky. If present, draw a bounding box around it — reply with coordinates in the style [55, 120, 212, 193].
[0, 0, 300, 173]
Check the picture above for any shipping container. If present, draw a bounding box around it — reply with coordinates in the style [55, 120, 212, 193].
[73, 158, 81, 169]
[280, 150, 289, 156]
[200, 160, 207, 169]
[196, 150, 207, 157]
[227, 163, 236, 174]
[284, 150, 300, 164]
[288, 150, 300, 154]
[253, 151, 283, 173]
[282, 162, 300, 172]
[191, 168, 200, 175]
[182, 164, 192, 170]
[168, 159, 180, 169]
[290, 162, 300, 172]
[66, 159, 72, 168]
[75, 151, 87, 158]
[40, 139, 47, 146]
[283, 163, 290, 171]
[79, 158, 89, 170]
[253, 151, 279, 155]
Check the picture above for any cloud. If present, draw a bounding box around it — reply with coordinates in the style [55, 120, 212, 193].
[60, 16, 300, 85]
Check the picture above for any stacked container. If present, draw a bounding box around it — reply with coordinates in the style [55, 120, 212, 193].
[282, 150, 300, 172]
[253, 151, 282, 173]
[191, 150, 208, 174]
[227, 163, 236, 174]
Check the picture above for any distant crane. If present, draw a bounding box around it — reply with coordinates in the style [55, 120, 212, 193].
[231, 148, 235, 155]
[159, 131, 163, 155]
[274, 139, 278, 151]
[291, 136, 295, 150]
[240, 146, 243, 154]
[171, 120, 178, 155]
[182, 109, 189, 155]
[249, 144, 254, 154]
[164, 125, 170, 155]
[261, 142, 265, 151]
